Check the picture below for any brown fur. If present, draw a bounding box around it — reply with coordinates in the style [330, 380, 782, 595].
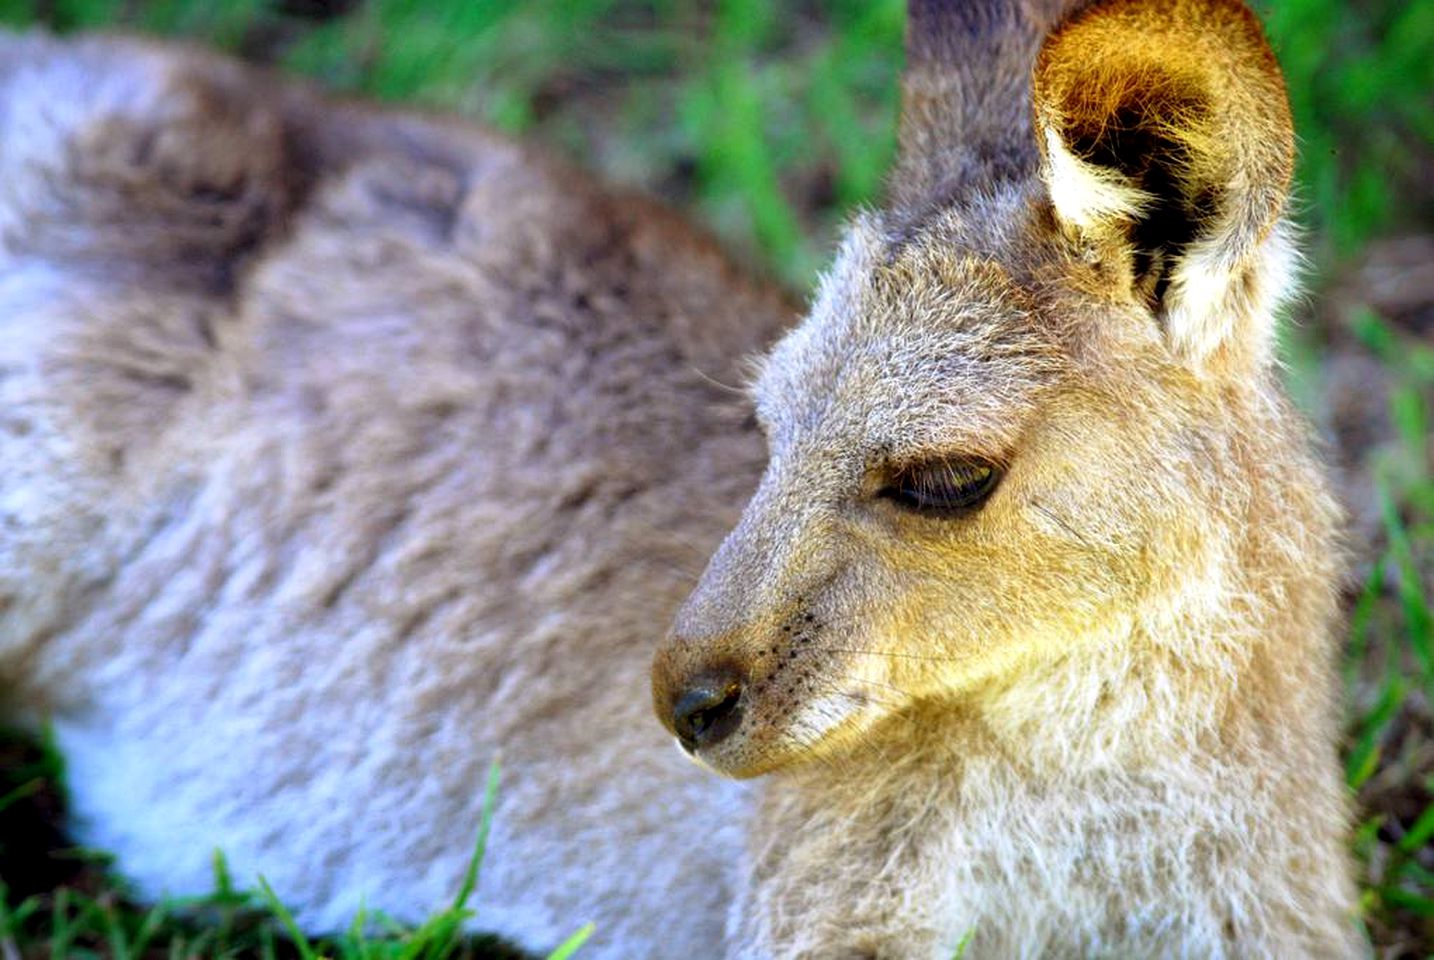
[655, 0, 1360, 955]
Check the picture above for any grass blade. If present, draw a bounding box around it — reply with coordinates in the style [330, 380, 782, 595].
[257, 877, 318, 960]
[1397, 801, 1434, 855]
[1346, 675, 1406, 789]
[545, 922, 594, 960]
[450, 757, 502, 915]
[1377, 475, 1432, 680]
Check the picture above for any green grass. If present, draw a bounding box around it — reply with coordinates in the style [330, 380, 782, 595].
[0, 0, 1429, 954]
[1338, 309, 1434, 949]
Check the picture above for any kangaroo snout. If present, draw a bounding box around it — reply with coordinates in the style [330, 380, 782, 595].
[668, 665, 745, 752]
[652, 637, 744, 740]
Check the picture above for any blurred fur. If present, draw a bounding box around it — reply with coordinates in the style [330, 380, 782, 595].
[0, 31, 792, 959]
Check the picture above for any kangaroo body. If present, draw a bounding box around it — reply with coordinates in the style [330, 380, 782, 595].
[0, 32, 786, 958]
[2, 2, 1359, 958]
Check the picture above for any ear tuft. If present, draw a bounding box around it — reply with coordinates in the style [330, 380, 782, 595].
[1033, 0, 1295, 369]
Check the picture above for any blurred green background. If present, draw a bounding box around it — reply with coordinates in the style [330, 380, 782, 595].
[0, 0, 1430, 956]
[0, 0, 1427, 284]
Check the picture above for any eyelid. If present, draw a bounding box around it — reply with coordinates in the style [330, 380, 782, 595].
[876, 452, 1005, 481]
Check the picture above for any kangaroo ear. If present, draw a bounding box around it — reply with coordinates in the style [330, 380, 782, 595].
[1033, 0, 1295, 369]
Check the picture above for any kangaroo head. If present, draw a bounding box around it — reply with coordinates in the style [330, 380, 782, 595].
[653, 0, 1298, 778]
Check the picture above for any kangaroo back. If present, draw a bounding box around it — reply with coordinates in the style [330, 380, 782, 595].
[0, 31, 792, 958]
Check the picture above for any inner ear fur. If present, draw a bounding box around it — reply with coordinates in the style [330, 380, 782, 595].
[1033, 0, 1295, 369]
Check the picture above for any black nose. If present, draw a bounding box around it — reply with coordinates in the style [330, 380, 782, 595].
[672, 668, 744, 752]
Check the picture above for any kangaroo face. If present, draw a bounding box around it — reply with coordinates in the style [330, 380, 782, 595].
[654, 207, 1190, 777]
[654, 0, 1296, 778]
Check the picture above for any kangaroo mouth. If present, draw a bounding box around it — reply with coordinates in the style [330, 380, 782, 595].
[654, 624, 897, 778]
[682, 682, 886, 779]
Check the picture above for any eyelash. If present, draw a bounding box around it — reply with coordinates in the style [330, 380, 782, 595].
[876, 458, 1002, 515]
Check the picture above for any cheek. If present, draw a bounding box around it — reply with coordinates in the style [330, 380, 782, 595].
[863, 520, 1143, 676]
[819, 484, 1153, 691]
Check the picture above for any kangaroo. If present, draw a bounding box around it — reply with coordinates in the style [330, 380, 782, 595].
[653, 0, 1361, 956]
[0, 0, 1358, 957]
[0, 29, 792, 960]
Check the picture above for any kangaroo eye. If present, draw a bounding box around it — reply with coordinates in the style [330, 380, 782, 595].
[878, 459, 1001, 515]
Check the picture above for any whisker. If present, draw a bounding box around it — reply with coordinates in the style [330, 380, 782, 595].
[622, 519, 729, 559]
[1030, 499, 1092, 549]
[839, 674, 917, 700]
[820, 646, 969, 664]
[688, 365, 748, 396]
[817, 680, 904, 712]
[632, 560, 702, 578]
[790, 670, 900, 712]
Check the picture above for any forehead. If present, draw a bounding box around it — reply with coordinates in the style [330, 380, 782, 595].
[753, 210, 1064, 459]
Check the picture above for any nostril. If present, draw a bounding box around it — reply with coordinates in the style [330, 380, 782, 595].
[672, 670, 744, 752]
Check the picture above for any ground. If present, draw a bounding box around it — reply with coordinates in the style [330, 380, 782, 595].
[0, 0, 1430, 957]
